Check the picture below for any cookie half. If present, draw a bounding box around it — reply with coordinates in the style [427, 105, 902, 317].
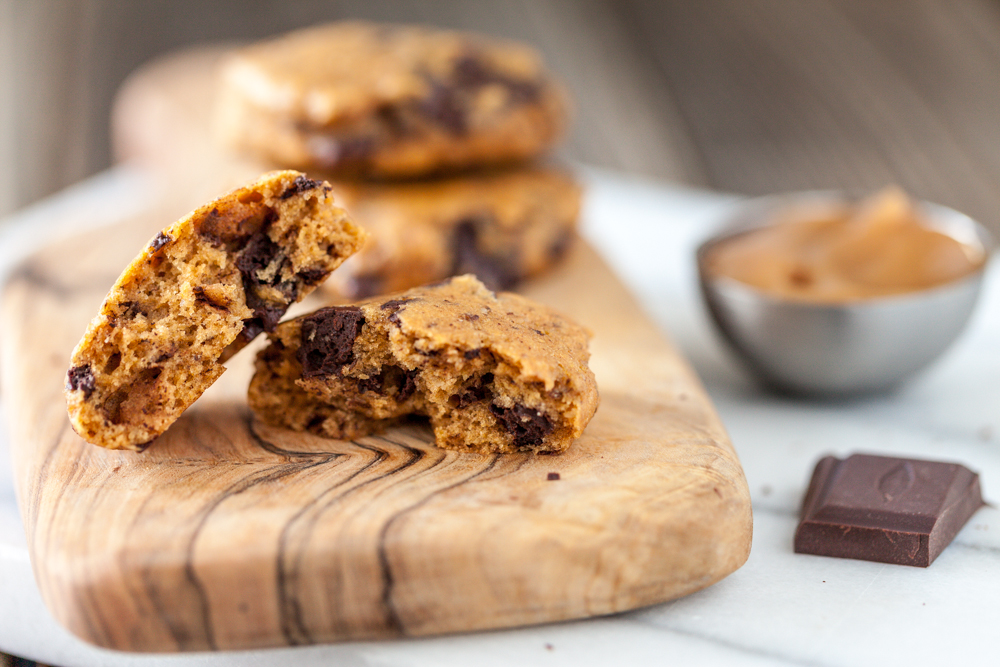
[249, 275, 598, 454]
[321, 165, 582, 298]
[215, 21, 569, 177]
[65, 170, 367, 450]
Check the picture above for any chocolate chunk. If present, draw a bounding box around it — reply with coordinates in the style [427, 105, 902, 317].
[237, 232, 283, 284]
[148, 232, 172, 253]
[794, 453, 985, 567]
[237, 231, 294, 335]
[296, 267, 328, 286]
[421, 83, 466, 134]
[358, 365, 418, 401]
[307, 134, 376, 169]
[547, 472, 560, 481]
[243, 292, 286, 336]
[103, 352, 122, 374]
[198, 205, 274, 250]
[279, 175, 321, 199]
[67, 365, 96, 398]
[451, 219, 518, 291]
[451, 54, 541, 104]
[450, 373, 494, 408]
[298, 307, 365, 377]
[490, 402, 552, 448]
[380, 297, 415, 325]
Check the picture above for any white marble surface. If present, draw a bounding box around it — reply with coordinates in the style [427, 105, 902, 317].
[1, 167, 998, 667]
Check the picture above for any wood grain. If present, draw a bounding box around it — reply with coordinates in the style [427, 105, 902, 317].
[1, 208, 752, 652]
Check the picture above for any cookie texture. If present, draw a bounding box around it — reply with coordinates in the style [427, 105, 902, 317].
[249, 275, 598, 454]
[65, 170, 367, 450]
[320, 165, 581, 298]
[215, 21, 569, 177]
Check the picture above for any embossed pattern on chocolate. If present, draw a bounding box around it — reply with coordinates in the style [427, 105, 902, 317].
[249, 275, 599, 454]
[65, 170, 366, 451]
[794, 453, 985, 567]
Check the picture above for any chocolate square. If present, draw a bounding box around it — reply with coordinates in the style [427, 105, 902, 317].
[794, 453, 985, 567]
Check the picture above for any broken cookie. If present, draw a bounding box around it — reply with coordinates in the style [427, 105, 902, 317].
[249, 275, 598, 453]
[65, 170, 367, 450]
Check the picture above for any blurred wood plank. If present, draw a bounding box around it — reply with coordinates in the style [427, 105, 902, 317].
[616, 0, 1000, 229]
[5, 0, 1000, 235]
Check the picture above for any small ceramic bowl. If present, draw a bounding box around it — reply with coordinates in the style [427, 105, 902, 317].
[697, 192, 993, 396]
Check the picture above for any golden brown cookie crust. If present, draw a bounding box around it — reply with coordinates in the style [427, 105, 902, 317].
[249, 275, 599, 454]
[320, 165, 582, 298]
[215, 21, 569, 176]
[65, 170, 367, 451]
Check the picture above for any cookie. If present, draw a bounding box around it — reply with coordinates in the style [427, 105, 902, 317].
[215, 21, 569, 177]
[249, 275, 598, 454]
[319, 165, 581, 298]
[65, 170, 367, 451]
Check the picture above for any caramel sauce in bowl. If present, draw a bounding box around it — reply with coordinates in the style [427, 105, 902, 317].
[697, 190, 993, 396]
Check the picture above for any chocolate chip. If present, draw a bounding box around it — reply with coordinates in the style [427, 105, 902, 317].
[279, 175, 321, 200]
[198, 206, 274, 250]
[119, 301, 145, 319]
[103, 352, 122, 374]
[148, 232, 172, 253]
[237, 232, 282, 284]
[380, 297, 416, 325]
[359, 365, 419, 401]
[452, 54, 541, 104]
[67, 365, 96, 398]
[461, 313, 480, 322]
[298, 307, 366, 377]
[237, 231, 294, 334]
[296, 267, 328, 286]
[490, 403, 553, 449]
[307, 135, 376, 169]
[451, 219, 518, 291]
[464, 348, 482, 359]
[450, 372, 494, 408]
[241, 296, 285, 336]
[547, 472, 560, 481]
[421, 83, 466, 134]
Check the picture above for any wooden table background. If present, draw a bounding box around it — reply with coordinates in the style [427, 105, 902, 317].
[2, 1, 1000, 665]
[4, 0, 1000, 233]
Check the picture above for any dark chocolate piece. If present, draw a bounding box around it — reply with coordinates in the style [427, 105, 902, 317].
[358, 365, 418, 400]
[197, 205, 273, 250]
[67, 365, 96, 398]
[450, 219, 518, 291]
[450, 372, 494, 408]
[490, 402, 553, 449]
[547, 472, 560, 481]
[148, 232, 172, 253]
[279, 175, 320, 199]
[794, 453, 985, 567]
[298, 307, 366, 377]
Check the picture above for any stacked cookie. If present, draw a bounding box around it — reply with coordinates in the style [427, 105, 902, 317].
[214, 21, 581, 299]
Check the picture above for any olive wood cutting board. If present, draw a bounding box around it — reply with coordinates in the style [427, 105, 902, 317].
[0, 46, 752, 654]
